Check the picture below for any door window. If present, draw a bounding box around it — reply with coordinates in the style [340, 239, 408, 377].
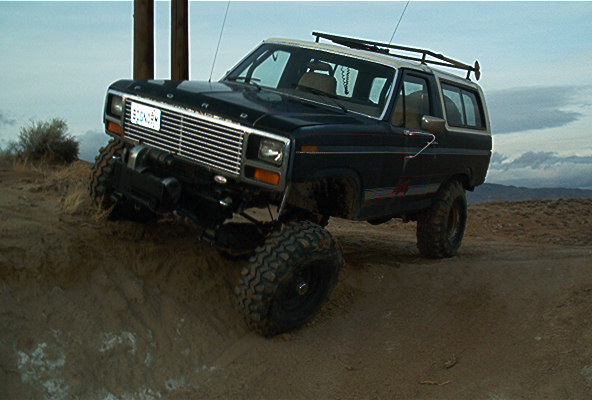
[391, 75, 431, 130]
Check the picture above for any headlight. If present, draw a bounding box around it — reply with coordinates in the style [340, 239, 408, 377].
[258, 139, 284, 166]
[110, 95, 124, 117]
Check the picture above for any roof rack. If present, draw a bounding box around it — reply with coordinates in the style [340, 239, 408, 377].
[312, 31, 481, 81]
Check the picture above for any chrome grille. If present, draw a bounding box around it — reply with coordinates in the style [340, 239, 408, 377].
[123, 99, 245, 175]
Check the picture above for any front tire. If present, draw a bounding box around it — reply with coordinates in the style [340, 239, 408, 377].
[89, 139, 155, 222]
[236, 221, 343, 336]
[416, 180, 467, 258]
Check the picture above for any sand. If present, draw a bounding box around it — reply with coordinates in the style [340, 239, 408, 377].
[1, 161, 591, 399]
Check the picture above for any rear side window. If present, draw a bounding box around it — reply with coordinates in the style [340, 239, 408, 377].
[441, 83, 485, 129]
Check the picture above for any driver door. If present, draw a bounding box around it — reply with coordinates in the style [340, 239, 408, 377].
[389, 71, 440, 202]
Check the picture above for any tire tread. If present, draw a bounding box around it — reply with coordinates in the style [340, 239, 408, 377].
[416, 180, 467, 258]
[236, 221, 343, 336]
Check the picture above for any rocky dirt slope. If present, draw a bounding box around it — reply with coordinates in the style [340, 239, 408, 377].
[1, 161, 591, 399]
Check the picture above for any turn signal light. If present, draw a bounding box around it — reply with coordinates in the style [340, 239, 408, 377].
[107, 121, 123, 135]
[254, 168, 280, 185]
[301, 145, 319, 152]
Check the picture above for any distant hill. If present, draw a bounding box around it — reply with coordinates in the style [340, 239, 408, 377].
[468, 183, 592, 204]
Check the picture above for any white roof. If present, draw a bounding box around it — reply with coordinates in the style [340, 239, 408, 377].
[264, 37, 480, 88]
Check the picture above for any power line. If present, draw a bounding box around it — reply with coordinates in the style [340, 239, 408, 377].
[209, 0, 231, 82]
[389, 0, 411, 45]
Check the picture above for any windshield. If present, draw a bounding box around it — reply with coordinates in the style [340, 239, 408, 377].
[224, 43, 397, 118]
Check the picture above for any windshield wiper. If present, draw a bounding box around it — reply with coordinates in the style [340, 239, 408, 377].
[294, 85, 348, 114]
[226, 76, 262, 91]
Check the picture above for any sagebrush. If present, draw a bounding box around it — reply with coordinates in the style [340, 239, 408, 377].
[3, 118, 80, 164]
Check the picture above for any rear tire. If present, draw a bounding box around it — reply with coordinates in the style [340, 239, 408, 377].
[416, 180, 467, 258]
[236, 221, 343, 336]
[89, 139, 155, 222]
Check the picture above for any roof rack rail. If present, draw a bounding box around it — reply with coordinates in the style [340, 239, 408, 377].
[312, 31, 481, 81]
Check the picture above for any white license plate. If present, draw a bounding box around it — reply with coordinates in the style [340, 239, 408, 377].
[130, 102, 161, 131]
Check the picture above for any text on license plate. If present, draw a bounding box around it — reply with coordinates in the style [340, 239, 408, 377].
[130, 102, 161, 131]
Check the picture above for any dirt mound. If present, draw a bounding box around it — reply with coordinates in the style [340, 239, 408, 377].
[1, 162, 591, 399]
[0, 162, 247, 399]
[468, 199, 592, 246]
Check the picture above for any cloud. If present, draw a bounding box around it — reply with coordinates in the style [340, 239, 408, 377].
[489, 152, 508, 165]
[487, 86, 591, 134]
[487, 151, 592, 188]
[0, 111, 17, 128]
[77, 130, 110, 162]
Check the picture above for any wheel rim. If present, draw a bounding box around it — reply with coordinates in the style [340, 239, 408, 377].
[274, 261, 331, 321]
[447, 199, 462, 242]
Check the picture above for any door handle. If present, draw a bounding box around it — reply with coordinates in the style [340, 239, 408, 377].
[404, 131, 437, 159]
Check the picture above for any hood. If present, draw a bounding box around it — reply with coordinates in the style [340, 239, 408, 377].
[110, 79, 370, 136]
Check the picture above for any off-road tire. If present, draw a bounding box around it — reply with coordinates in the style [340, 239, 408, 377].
[236, 221, 343, 336]
[89, 139, 125, 207]
[416, 180, 467, 258]
[296, 213, 329, 228]
[89, 139, 155, 222]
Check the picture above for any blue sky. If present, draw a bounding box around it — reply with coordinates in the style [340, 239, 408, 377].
[0, 1, 591, 188]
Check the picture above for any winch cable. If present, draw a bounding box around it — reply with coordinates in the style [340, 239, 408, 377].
[388, 0, 411, 44]
[209, 0, 231, 82]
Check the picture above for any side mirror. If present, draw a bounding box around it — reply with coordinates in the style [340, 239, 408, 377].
[421, 115, 446, 134]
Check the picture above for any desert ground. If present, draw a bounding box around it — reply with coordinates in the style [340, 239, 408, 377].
[1, 161, 591, 399]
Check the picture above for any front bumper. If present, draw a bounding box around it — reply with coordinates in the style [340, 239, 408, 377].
[111, 160, 182, 213]
[108, 144, 284, 228]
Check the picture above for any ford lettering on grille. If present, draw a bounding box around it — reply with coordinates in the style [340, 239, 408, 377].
[123, 99, 245, 176]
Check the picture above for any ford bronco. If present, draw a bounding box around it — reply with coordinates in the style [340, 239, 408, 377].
[90, 32, 491, 336]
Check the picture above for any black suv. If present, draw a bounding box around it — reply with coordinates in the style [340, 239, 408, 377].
[91, 32, 491, 336]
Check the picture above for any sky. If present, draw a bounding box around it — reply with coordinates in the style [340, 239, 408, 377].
[0, 1, 591, 189]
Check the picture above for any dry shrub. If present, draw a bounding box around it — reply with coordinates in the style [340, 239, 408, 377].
[62, 185, 113, 222]
[0, 142, 18, 166]
[42, 161, 93, 215]
[9, 157, 110, 220]
[18, 160, 93, 216]
[14, 118, 79, 164]
[46, 160, 89, 188]
[11, 158, 50, 175]
[50, 162, 114, 221]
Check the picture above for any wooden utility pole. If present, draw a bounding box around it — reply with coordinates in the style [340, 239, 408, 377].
[171, 0, 189, 80]
[133, 0, 154, 79]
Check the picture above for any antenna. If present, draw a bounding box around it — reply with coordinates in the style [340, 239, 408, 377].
[389, 0, 410, 45]
[209, 0, 231, 82]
